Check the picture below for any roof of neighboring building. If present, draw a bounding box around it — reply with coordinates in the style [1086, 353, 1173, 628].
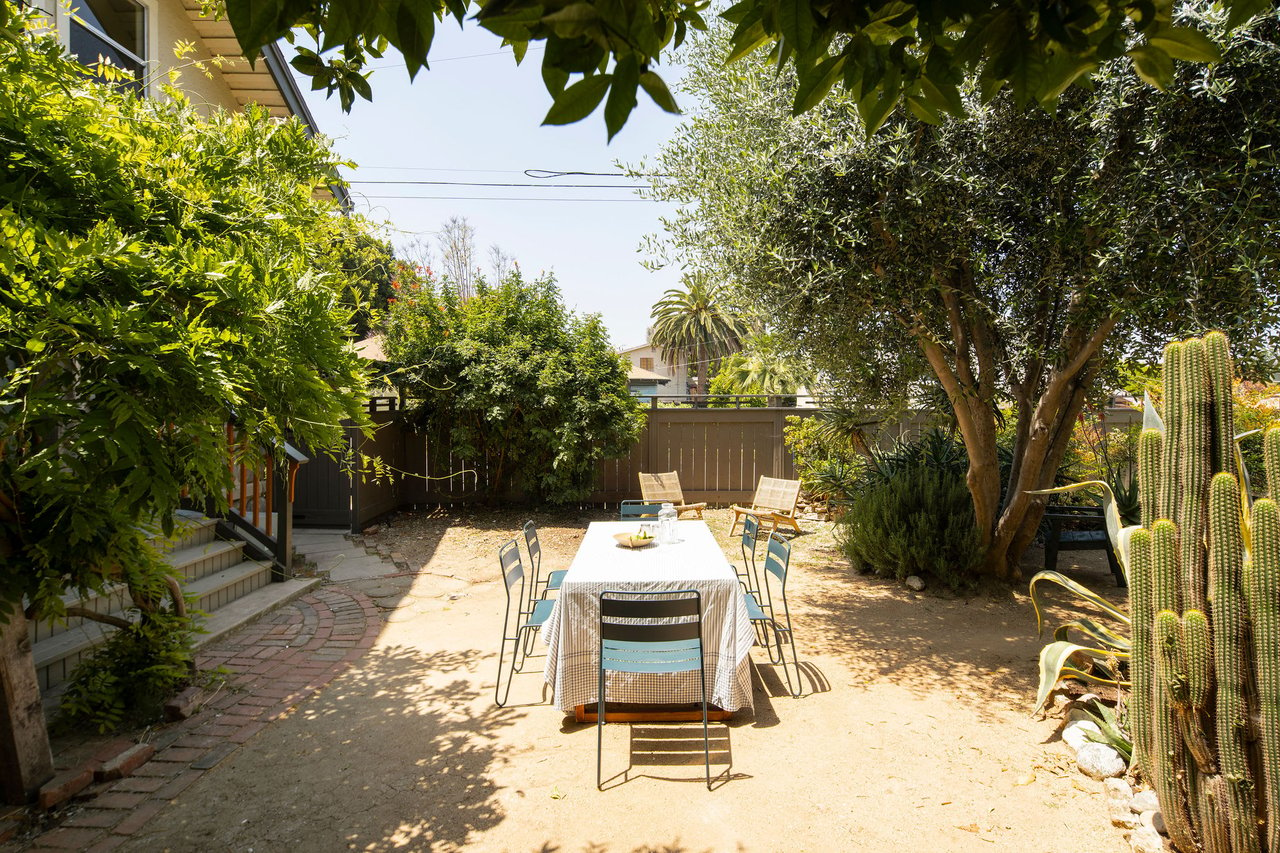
[354, 334, 386, 362]
[619, 343, 655, 355]
[627, 366, 670, 383]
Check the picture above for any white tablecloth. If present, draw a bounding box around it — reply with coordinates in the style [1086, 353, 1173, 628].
[542, 520, 755, 713]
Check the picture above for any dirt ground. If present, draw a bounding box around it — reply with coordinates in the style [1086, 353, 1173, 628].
[119, 507, 1131, 852]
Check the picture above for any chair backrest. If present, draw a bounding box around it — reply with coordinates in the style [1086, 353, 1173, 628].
[763, 532, 790, 584]
[753, 476, 801, 514]
[740, 513, 760, 554]
[522, 520, 541, 571]
[619, 500, 664, 519]
[599, 591, 703, 674]
[639, 471, 685, 505]
[499, 540, 524, 598]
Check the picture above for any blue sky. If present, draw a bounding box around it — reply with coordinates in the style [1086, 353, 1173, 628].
[293, 25, 687, 350]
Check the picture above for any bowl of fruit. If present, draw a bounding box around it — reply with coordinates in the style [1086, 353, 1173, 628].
[613, 529, 655, 549]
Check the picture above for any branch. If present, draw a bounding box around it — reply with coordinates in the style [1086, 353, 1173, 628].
[65, 606, 132, 631]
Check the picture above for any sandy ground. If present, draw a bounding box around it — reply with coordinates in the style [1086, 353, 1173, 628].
[119, 507, 1130, 853]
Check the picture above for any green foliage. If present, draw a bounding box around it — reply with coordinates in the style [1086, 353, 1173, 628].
[1078, 700, 1134, 764]
[705, 370, 766, 408]
[649, 7, 1280, 577]
[222, 0, 1258, 136]
[0, 7, 371, 621]
[57, 612, 194, 733]
[835, 430, 983, 590]
[782, 414, 860, 501]
[383, 271, 643, 503]
[316, 215, 398, 337]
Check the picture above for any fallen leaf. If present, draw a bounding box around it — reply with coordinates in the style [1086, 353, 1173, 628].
[957, 824, 980, 833]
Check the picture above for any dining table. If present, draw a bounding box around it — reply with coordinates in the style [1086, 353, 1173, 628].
[541, 519, 756, 722]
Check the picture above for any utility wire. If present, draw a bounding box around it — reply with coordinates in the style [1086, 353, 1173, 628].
[354, 194, 656, 202]
[348, 179, 649, 188]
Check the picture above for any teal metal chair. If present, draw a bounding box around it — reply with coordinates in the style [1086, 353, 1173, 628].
[745, 532, 800, 695]
[619, 500, 663, 519]
[523, 520, 567, 600]
[597, 590, 711, 789]
[735, 514, 763, 596]
[495, 539, 554, 707]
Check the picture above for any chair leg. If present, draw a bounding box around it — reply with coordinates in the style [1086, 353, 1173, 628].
[596, 667, 605, 790]
[777, 626, 801, 698]
[495, 632, 519, 707]
[700, 664, 711, 790]
[1107, 547, 1127, 588]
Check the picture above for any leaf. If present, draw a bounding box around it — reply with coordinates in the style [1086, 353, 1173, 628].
[1148, 26, 1221, 63]
[25, 338, 45, 352]
[1142, 389, 1164, 433]
[1035, 640, 1128, 712]
[542, 74, 612, 126]
[604, 56, 639, 140]
[1128, 45, 1174, 90]
[224, 0, 288, 59]
[1054, 617, 1132, 652]
[395, 2, 436, 79]
[638, 71, 679, 113]
[1036, 54, 1096, 105]
[777, 0, 815, 55]
[1028, 569, 1131, 637]
[793, 56, 844, 114]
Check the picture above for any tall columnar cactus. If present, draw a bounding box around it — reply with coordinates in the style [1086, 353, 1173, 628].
[1248, 497, 1280, 853]
[1266, 428, 1280, 501]
[1163, 340, 1185, 520]
[1129, 334, 1280, 853]
[1180, 338, 1210, 614]
[1140, 428, 1163, 531]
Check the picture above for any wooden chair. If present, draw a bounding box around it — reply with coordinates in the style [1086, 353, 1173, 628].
[638, 471, 707, 519]
[730, 476, 802, 536]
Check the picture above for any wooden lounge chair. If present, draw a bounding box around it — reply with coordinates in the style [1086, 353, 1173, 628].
[730, 476, 802, 536]
[638, 471, 707, 519]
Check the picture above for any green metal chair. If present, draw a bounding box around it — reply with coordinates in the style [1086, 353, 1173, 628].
[597, 590, 711, 790]
[521, 521, 565, 656]
[745, 532, 801, 696]
[619, 500, 663, 519]
[735, 514, 778, 661]
[495, 539, 553, 707]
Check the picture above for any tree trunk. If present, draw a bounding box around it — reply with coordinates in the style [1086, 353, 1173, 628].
[0, 610, 53, 804]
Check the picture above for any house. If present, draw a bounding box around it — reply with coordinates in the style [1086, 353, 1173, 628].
[620, 340, 686, 398]
[26, 0, 346, 208]
[19, 0, 345, 696]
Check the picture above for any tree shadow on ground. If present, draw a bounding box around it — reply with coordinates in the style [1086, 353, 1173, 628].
[122, 645, 517, 853]
[791, 547, 1128, 706]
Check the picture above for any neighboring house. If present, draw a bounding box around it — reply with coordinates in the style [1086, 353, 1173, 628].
[620, 341, 687, 398]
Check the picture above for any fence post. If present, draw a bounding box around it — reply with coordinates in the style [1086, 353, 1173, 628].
[273, 458, 294, 580]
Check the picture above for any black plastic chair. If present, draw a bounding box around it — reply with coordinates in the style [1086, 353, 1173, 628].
[495, 539, 553, 707]
[597, 590, 711, 790]
[745, 532, 800, 696]
[1043, 504, 1126, 587]
[619, 500, 663, 519]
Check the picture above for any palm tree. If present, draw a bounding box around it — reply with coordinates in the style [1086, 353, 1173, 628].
[649, 276, 748, 400]
[717, 333, 810, 399]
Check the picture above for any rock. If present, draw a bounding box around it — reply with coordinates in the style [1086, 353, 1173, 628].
[1142, 809, 1167, 836]
[1062, 720, 1102, 752]
[362, 525, 382, 536]
[1077, 742, 1127, 780]
[1131, 790, 1160, 814]
[1104, 778, 1139, 828]
[905, 575, 926, 591]
[1131, 826, 1165, 853]
[1067, 694, 1102, 722]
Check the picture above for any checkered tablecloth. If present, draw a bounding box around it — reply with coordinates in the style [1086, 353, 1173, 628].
[542, 520, 755, 713]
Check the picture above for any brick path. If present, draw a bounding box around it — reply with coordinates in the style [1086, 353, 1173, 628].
[12, 587, 381, 852]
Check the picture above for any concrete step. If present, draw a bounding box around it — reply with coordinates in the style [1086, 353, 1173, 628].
[33, 510, 303, 697]
[186, 559, 274, 615]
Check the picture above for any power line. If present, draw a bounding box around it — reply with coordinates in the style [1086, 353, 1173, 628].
[348, 179, 649, 189]
[354, 194, 657, 202]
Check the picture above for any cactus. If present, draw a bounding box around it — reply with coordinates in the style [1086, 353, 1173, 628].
[1181, 338, 1210, 614]
[1163, 340, 1185, 519]
[1140, 428, 1163, 530]
[1130, 334, 1280, 853]
[1130, 528, 1156, 780]
[1266, 428, 1280, 501]
[1249, 497, 1280, 853]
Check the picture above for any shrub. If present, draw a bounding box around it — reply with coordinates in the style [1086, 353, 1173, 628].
[836, 463, 983, 591]
[783, 414, 861, 503]
[57, 612, 194, 733]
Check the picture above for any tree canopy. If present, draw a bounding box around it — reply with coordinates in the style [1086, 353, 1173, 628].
[645, 6, 1280, 576]
[649, 275, 748, 398]
[0, 2, 372, 620]
[222, 0, 1266, 137]
[383, 270, 643, 502]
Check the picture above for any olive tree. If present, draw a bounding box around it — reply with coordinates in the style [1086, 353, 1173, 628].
[644, 6, 1280, 578]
